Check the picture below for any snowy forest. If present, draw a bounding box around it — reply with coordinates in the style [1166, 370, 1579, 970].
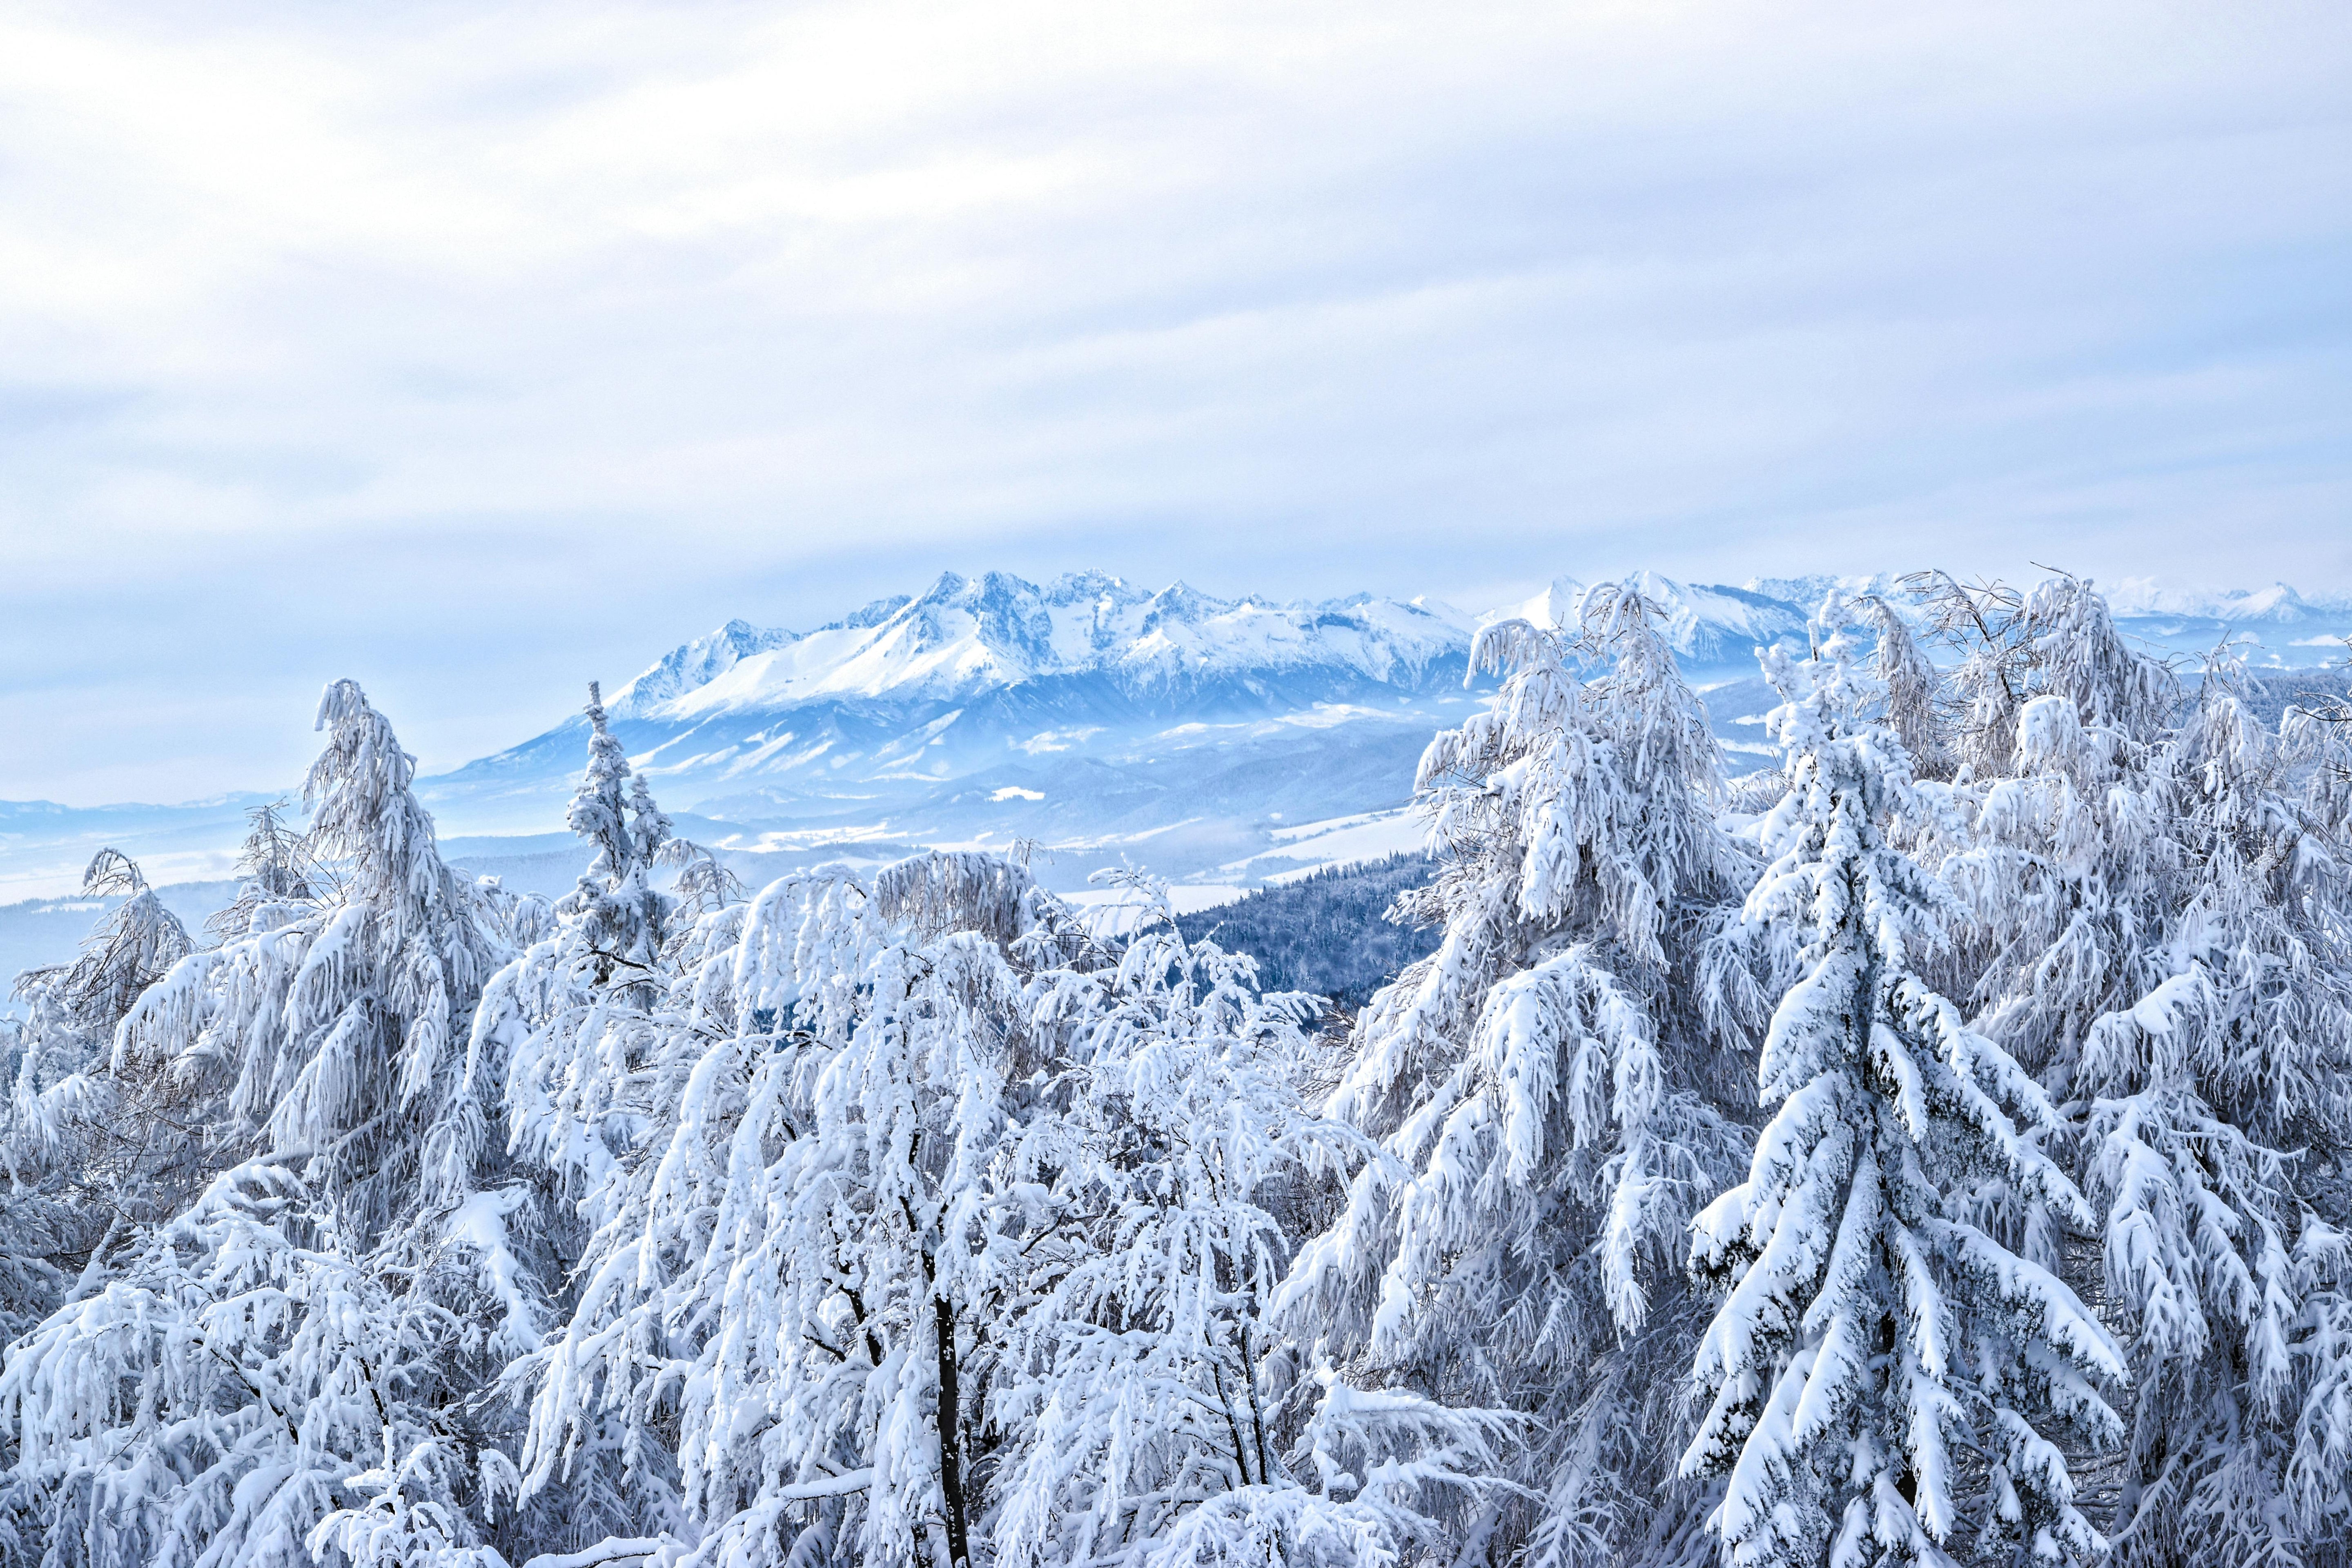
[2, 571, 2350, 1568]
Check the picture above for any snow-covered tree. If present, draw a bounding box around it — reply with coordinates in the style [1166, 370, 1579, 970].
[8, 575, 2348, 1568]
[985, 873, 1512, 1568]
[1678, 603, 2127, 1568]
[17, 850, 194, 1044]
[511, 837, 1506, 1567]
[488, 686, 675, 1203]
[0, 681, 529, 1568]
[1896, 571, 2032, 782]
[0, 851, 206, 1551]
[1279, 582, 1764, 1565]
[1932, 579, 2352, 1565]
[509, 853, 1055, 1565]
[465, 684, 717, 1550]
[1, 851, 197, 1328]
[207, 802, 325, 946]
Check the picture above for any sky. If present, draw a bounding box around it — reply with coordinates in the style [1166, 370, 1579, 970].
[2, 0, 2348, 803]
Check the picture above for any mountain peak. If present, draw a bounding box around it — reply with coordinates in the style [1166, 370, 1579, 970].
[2104, 577, 2343, 621]
[602, 568, 2352, 735]
[1042, 569, 1144, 607]
[1485, 575, 1586, 630]
[609, 617, 799, 716]
[603, 571, 1492, 723]
[1138, 579, 1230, 632]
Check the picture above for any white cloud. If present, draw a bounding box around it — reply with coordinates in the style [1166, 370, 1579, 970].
[0, 0, 2348, 799]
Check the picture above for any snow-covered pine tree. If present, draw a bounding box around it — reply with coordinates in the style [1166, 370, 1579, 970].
[1936, 578, 2352, 1565]
[1276, 581, 1764, 1565]
[0, 681, 533, 1568]
[487, 683, 687, 1238]
[1679, 600, 2126, 1568]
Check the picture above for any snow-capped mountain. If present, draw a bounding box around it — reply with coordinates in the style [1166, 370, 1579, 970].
[404, 565, 2347, 890]
[1494, 571, 1812, 669]
[2103, 578, 2352, 623]
[418, 570, 1500, 893]
[612, 618, 802, 712]
[6, 566, 2346, 915]
[425, 566, 1824, 833]
[607, 570, 1474, 719]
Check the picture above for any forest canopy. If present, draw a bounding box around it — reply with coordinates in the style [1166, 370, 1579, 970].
[2, 574, 2349, 1568]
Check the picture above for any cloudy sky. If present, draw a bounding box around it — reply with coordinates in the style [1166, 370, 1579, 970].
[3, 0, 2348, 802]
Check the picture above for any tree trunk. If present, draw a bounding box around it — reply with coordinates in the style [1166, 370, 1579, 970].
[935, 1292, 971, 1566]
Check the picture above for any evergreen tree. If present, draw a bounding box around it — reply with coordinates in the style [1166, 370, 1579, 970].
[1679, 603, 2125, 1568]
[1281, 584, 1765, 1564]
[0, 682, 527, 1568]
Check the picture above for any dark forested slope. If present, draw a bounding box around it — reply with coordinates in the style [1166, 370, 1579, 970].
[1173, 853, 1439, 1009]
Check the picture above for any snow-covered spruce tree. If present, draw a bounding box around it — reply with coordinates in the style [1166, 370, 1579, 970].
[1934, 579, 2352, 1565]
[487, 682, 690, 1247]
[0, 681, 537, 1568]
[466, 683, 720, 1548]
[1277, 582, 1765, 1565]
[1678, 604, 2127, 1568]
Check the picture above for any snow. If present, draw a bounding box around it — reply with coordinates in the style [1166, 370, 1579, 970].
[1482, 570, 1810, 668]
[9, 572, 2352, 1568]
[2103, 577, 2348, 621]
[1063, 881, 1248, 935]
[520, 1541, 683, 1568]
[633, 570, 1478, 721]
[1162, 806, 1431, 888]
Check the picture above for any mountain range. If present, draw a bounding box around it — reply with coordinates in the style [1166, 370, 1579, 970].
[409, 565, 2350, 900]
[3, 568, 2346, 981]
[410, 568, 1825, 898]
